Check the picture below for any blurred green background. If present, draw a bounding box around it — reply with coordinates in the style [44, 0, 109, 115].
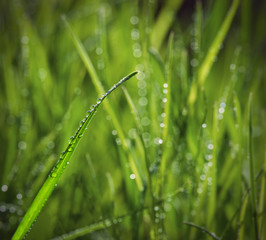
[0, 0, 265, 239]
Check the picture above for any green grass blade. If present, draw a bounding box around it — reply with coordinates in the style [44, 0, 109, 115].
[11, 72, 137, 240]
[62, 15, 144, 192]
[237, 191, 249, 240]
[247, 93, 259, 240]
[188, 0, 240, 106]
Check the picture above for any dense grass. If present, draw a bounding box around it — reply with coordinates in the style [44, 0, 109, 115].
[0, 0, 265, 239]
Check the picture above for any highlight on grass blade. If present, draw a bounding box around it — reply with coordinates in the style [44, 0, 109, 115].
[12, 71, 138, 240]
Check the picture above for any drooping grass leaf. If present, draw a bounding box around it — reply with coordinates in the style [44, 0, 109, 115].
[11, 71, 138, 240]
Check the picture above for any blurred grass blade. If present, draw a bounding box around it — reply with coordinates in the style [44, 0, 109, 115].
[159, 32, 174, 195]
[237, 191, 249, 240]
[188, 0, 240, 106]
[247, 93, 259, 240]
[12, 72, 137, 240]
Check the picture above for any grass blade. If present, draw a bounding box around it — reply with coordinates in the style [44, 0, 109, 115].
[62, 15, 144, 192]
[11, 72, 137, 240]
[247, 93, 259, 240]
[188, 0, 240, 106]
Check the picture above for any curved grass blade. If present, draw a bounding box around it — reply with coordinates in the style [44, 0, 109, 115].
[62, 15, 144, 192]
[12, 71, 138, 240]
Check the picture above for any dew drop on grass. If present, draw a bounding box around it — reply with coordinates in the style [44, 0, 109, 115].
[18, 141, 27, 150]
[130, 16, 139, 25]
[139, 97, 148, 106]
[160, 123, 165, 128]
[16, 193, 23, 200]
[1, 185, 8, 192]
[112, 130, 117, 136]
[68, 147, 73, 152]
[208, 143, 214, 150]
[154, 138, 163, 145]
[130, 174, 135, 179]
[202, 123, 207, 128]
[50, 172, 57, 178]
[0, 205, 7, 212]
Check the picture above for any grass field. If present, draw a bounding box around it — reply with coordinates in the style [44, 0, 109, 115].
[0, 0, 265, 239]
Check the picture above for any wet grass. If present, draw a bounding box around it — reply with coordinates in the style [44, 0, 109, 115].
[0, 0, 265, 239]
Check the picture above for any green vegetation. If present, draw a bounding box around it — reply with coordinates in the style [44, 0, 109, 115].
[0, 0, 265, 239]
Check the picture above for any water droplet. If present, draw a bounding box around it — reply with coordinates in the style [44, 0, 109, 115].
[50, 172, 57, 178]
[18, 141, 27, 150]
[68, 147, 73, 152]
[200, 175, 206, 181]
[190, 58, 199, 67]
[154, 206, 159, 211]
[112, 130, 117, 135]
[21, 36, 29, 44]
[208, 144, 214, 150]
[197, 187, 203, 194]
[16, 193, 23, 200]
[115, 138, 121, 145]
[131, 28, 139, 40]
[128, 128, 136, 139]
[78, 134, 83, 138]
[162, 98, 167, 103]
[133, 49, 142, 58]
[139, 97, 148, 106]
[163, 83, 168, 88]
[130, 174, 135, 179]
[160, 123, 165, 128]
[130, 16, 139, 25]
[230, 64, 236, 71]
[137, 80, 146, 89]
[67, 161, 70, 165]
[219, 107, 225, 114]
[202, 123, 207, 128]
[0, 205, 7, 212]
[1, 185, 8, 192]
[96, 47, 103, 55]
[163, 89, 168, 94]
[154, 138, 163, 145]
[141, 117, 150, 126]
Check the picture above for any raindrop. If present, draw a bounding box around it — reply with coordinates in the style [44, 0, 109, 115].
[96, 47, 103, 55]
[230, 64, 236, 71]
[220, 102, 226, 108]
[190, 58, 199, 67]
[0, 205, 7, 212]
[154, 206, 159, 211]
[218, 107, 225, 114]
[137, 72, 145, 80]
[138, 88, 147, 97]
[141, 116, 150, 126]
[202, 123, 207, 128]
[133, 49, 142, 58]
[130, 16, 139, 25]
[50, 172, 57, 178]
[160, 123, 165, 128]
[154, 138, 163, 145]
[128, 128, 136, 139]
[163, 89, 168, 94]
[208, 162, 213, 167]
[9, 206, 16, 214]
[131, 28, 139, 40]
[112, 130, 117, 136]
[137, 80, 146, 89]
[208, 144, 214, 150]
[130, 174, 136, 179]
[200, 175, 206, 181]
[38, 68, 47, 81]
[47, 141, 55, 149]
[139, 97, 148, 106]
[18, 141, 27, 150]
[116, 138, 121, 145]
[16, 193, 23, 200]
[1, 185, 8, 192]
[197, 187, 203, 194]
[161, 113, 166, 118]
[67, 147, 73, 152]
[162, 98, 167, 103]
[163, 83, 168, 88]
